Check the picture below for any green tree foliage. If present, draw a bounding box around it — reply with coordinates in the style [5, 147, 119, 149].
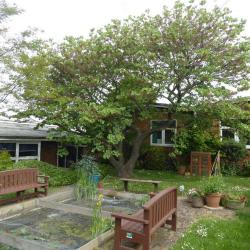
[8, 1, 250, 177]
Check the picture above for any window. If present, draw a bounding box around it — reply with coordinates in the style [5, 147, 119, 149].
[151, 120, 177, 147]
[0, 143, 16, 157]
[19, 144, 38, 157]
[220, 125, 239, 142]
[0, 141, 41, 162]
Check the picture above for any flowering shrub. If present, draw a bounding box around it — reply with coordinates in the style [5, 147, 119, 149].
[187, 188, 203, 198]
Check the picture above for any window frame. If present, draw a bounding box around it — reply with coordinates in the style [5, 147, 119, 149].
[150, 120, 177, 147]
[0, 141, 41, 162]
[220, 125, 239, 142]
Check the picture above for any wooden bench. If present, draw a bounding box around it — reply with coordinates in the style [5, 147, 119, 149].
[112, 187, 177, 250]
[0, 168, 49, 205]
[120, 178, 161, 193]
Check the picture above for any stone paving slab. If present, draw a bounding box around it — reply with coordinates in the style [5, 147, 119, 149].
[100, 197, 234, 250]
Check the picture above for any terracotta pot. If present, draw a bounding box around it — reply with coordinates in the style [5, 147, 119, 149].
[205, 193, 221, 208]
[97, 181, 103, 189]
[178, 166, 186, 175]
[192, 196, 204, 208]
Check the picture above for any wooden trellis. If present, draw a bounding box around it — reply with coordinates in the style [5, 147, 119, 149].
[190, 151, 212, 176]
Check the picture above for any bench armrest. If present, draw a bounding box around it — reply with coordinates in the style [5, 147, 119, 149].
[112, 213, 149, 224]
[38, 175, 50, 184]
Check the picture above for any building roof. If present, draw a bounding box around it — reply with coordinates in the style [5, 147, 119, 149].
[0, 120, 53, 140]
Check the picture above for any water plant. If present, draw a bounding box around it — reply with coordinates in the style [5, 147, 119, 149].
[90, 193, 113, 238]
[74, 156, 100, 200]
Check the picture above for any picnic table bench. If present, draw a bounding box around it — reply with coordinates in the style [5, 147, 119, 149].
[0, 168, 49, 205]
[120, 178, 162, 192]
[112, 187, 177, 250]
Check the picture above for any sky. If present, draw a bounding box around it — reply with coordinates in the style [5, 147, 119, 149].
[5, 0, 250, 42]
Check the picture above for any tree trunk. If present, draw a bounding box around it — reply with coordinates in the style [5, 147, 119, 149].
[109, 128, 145, 178]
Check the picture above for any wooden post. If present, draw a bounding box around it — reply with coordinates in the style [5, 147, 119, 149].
[124, 180, 128, 192]
[114, 218, 122, 250]
[153, 183, 158, 193]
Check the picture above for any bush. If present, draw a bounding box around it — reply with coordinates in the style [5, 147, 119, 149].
[0, 151, 13, 171]
[221, 162, 241, 176]
[241, 161, 250, 177]
[14, 160, 77, 187]
[220, 139, 247, 163]
[138, 145, 167, 170]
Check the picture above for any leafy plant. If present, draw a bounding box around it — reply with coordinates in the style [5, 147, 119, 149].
[240, 161, 250, 177]
[203, 176, 225, 195]
[74, 156, 99, 200]
[14, 160, 77, 187]
[138, 145, 167, 170]
[187, 188, 203, 198]
[74, 170, 97, 200]
[220, 139, 247, 163]
[74, 156, 100, 176]
[90, 193, 113, 237]
[0, 151, 13, 171]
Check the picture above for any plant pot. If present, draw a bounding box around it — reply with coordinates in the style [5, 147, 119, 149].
[178, 167, 186, 175]
[89, 174, 101, 185]
[98, 181, 103, 189]
[192, 196, 204, 208]
[187, 195, 192, 203]
[225, 199, 246, 210]
[205, 193, 221, 208]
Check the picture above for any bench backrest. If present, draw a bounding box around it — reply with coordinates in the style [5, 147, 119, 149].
[143, 187, 177, 234]
[0, 168, 38, 190]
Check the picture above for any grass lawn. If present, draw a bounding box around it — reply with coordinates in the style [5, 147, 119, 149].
[102, 169, 250, 199]
[171, 207, 250, 250]
[102, 169, 250, 250]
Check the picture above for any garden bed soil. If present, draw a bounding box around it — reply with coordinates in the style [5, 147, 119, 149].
[0, 207, 93, 250]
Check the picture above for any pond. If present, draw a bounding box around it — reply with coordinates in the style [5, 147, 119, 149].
[63, 195, 143, 214]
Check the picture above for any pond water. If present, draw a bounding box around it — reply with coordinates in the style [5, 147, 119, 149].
[0, 207, 92, 250]
[64, 195, 142, 214]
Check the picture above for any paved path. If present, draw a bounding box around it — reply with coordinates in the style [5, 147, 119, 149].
[100, 197, 234, 250]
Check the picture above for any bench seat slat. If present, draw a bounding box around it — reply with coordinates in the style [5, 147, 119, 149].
[0, 183, 47, 195]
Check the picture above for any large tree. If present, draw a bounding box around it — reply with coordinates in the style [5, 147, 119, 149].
[9, 1, 250, 177]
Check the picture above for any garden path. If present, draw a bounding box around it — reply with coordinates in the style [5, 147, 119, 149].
[100, 197, 234, 250]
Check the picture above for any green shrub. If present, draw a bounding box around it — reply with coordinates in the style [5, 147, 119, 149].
[241, 161, 250, 177]
[98, 163, 116, 178]
[14, 160, 77, 187]
[0, 151, 13, 171]
[138, 145, 167, 170]
[220, 139, 247, 163]
[221, 162, 241, 176]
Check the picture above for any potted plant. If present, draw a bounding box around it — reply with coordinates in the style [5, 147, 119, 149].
[188, 189, 204, 208]
[203, 176, 224, 208]
[223, 193, 247, 209]
[177, 165, 186, 175]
